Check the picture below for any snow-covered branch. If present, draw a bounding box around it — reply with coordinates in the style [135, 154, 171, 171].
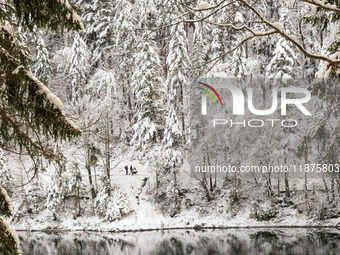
[301, 0, 340, 13]
[237, 0, 340, 65]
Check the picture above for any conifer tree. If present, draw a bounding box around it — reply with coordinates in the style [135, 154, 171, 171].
[67, 32, 90, 102]
[34, 34, 52, 85]
[162, 22, 190, 171]
[0, 149, 11, 189]
[0, 186, 20, 255]
[130, 39, 165, 150]
[0, 1, 83, 253]
[265, 38, 300, 79]
[191, 22, 206, 77]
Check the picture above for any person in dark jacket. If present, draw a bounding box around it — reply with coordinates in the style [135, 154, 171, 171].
[130, 165, 133, 175]
[125, 165, 128, 175]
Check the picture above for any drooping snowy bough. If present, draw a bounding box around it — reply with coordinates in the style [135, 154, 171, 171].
[0, 186, 21, 255]
[0, 0, 84, 254]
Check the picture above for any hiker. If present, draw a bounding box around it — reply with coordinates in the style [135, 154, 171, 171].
[125, 165, 128, 175]
[130, 165, 133, 175]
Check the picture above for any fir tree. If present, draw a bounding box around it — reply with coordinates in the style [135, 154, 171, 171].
[68, 162, 84, 217]
[0, 1, 83, 253]
[34, 34, 52, 85]
[0, 149, 11, 190]
[0, 186, 20, 255]
[230, 46, 249, 78]
[191, 21, 206, 77]
[265, 38, 300, 79]
[82, 0, 115, 66]
[162, 22, 190, 171]
[66, 32, 90, 102]
[130, 39, 165, 150]
[112, 0, 136, 123]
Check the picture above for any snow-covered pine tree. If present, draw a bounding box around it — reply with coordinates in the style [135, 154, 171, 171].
[191, 21, 206, 77]
[112, 0, 137, 122]
[230, 46, 249, 78]
[166, 22, 191, 132]
[0, 1, 83, 252]
[0, 149, 11, 190]
[162, 103, 183, 171]
[265, 38, 300, 79]
[266, 6, 300, 80]
[83, 0, 115, 67]
[162, 21, 190, 171]
[34, 34, 52, 85]
[66, 32, 90, 102]
[68, 162, 84, 217]
[130, 39, 165, 151]
[46, 170, 69, 221]
[0, 186, 20, 255]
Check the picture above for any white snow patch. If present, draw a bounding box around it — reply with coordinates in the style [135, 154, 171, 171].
[0, 21, 14, 36]
[272, 22, 283, 33]
[234, 11, 244, 23]
[198, 2, 210, 10]
[12, 65, 24, 75]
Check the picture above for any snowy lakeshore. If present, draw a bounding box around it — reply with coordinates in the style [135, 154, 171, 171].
[7, 148, 340, 233]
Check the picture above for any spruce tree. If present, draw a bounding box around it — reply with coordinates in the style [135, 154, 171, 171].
[130, 39, 165, 150]
[265, 38, 300, 79]
[34, 34, 52, 85]
[0, 1, 83, 253]
[66, 32, 90, 102]
[163, 22, 190, 170]
[0, 186, 20, 255]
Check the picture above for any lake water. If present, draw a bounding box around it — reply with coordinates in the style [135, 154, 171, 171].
[17, 228, 340, 255]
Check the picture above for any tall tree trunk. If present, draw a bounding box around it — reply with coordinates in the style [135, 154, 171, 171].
[86, 159, 96, 199]
[105, 110, 110, 181]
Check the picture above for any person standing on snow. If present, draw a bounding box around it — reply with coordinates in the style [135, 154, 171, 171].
[125, 165, 128, 175]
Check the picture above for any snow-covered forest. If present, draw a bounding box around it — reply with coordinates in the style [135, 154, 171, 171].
[1, 0, 340, 254]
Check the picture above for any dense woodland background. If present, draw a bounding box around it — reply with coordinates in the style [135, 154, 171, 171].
[2, 0, 340, 253]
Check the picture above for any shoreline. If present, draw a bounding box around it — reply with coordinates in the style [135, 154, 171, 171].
[15, 224, 340, 233]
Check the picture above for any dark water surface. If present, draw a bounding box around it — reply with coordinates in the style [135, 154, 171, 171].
[17, 228, 340, 255]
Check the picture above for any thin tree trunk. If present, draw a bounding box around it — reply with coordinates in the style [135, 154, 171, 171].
[284, 157, 290, 198]
[304, 158, 308, 198]
[331, 178, 335, 202]
[86, 160, 96, 199]
[207, 156, 213, 192]
[323, 176, 330, 203]
[284, 172, 290, 198]
[156, 170, 160, 189]
[106, 110, 110, 180]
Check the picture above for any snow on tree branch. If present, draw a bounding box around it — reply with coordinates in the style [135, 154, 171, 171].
[12, 65, 81, 132]
[301, 0, 340, 13]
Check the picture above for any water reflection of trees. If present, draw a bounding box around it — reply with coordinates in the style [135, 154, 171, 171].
[18, 229, 340, 255]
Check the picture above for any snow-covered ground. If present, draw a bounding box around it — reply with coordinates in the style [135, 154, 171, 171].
[5, 146, 340, 232]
